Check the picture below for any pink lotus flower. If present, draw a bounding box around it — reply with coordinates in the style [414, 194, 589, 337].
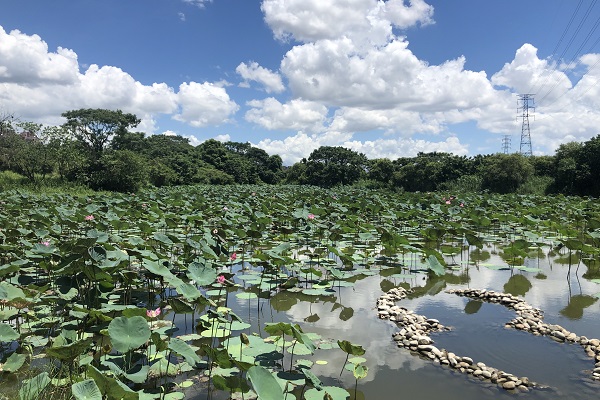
[217, 275, 225, 284]
[445, 200, 451, 205]
[460, 203, 464, 207]
[84, 215, 94, 221]
[230, 252, 237, 262]
[146, 307, 161, 318]
[40, 241, 50, 246]
[307, 213, 315, 220]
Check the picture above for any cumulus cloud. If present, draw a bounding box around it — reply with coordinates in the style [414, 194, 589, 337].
[0, 26, 79, 86]
[236, 61, 285, 93]
[0, 25, 236, 130]
[255, 131, 468, 165]
[281, 38, 498, 112]
[214, 134, 231, 142]
[245, 98, 328, 133]
[174, 82, 239, 127]
[261, 0, 434, 45]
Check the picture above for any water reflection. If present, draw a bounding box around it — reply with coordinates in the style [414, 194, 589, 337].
[559, 295, 598, 320]
[503, 274, 532, 296]
[464, 299, 482, 314]
[177, 243, 600, 400]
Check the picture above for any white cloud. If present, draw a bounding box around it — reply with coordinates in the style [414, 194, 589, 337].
[178, 12, 186, 21]
[329, 107, 444, 135]
[281, 38, 498, 113]
[0, 25, 235, 133]
[174, 82, 239, 127]
[245, 98, 328, 133]
[214, 134, 231, 142]
[236, 61, 285, 93]
[182, 0, 212, 8]
[0, 26, 79, 85]
[255, 130, 468, 165]
[261, 0, 434, 46]
[345, 135, 469, 159]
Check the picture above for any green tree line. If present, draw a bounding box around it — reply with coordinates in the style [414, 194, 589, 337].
[1, 108, 600, 196]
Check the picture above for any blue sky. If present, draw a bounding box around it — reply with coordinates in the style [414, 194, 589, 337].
[2, 0, 600, 164]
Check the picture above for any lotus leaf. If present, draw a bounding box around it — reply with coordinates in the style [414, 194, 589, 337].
[108, 316, 151, 353]
[247, 366, 284, 400]
[72, 379, 102, 400]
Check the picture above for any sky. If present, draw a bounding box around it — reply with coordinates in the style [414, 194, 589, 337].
[2, 0, 600, 164]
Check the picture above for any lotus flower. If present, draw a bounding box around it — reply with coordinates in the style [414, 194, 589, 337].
[146, 307, 161, 318]
[307, 213, 315, 220]
[217, 275, 226, 284]
[85, 215, 94, 221]
[230, 252, 237, 262]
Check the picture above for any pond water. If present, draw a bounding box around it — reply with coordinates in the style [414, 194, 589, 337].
[179, 247, 600, 400]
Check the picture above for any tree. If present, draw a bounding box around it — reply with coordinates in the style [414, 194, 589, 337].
[61, 109, 140, 157]
[88, 150, 148, 192]
[552, 142, 583, 194]
[304, 146, 368, 187]
[480, 153, 534, 194]
[0, 110, 17, 136]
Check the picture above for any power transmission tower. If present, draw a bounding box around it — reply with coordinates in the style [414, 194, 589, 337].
[517, 94, 534, 156]
[502, 135, 511, 154]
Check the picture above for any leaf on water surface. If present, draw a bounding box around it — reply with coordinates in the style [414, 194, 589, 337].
[304, 386, 349, 400]
[513, 266, 542, 273]
[200, 328, 231, 338]
[236, 292, 258, 300]
[348, 356, 366, 364]
[287, 342, 313, 355]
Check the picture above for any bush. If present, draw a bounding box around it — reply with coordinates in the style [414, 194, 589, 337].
[88, 150, 148, 192]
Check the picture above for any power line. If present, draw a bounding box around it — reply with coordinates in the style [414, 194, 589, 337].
[528, 0, 585, 95]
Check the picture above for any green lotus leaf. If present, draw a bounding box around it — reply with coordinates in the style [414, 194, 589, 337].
[168, 337, 202, 366]
[2, 352, 26, 372]
[19, 372, 51, 400]
[187, 262, 217, 285]
[236, 292, 258, 300]
[337, 340, 365, 356]
[0, 323, 19, 342]
[108, 316, 151, 353]
[46, 338, 93, 362]
[304, 386, 349, 400]
[247, 366, 284, 400]
[72, 379, 102, 400]
[0, 282, 26, 301]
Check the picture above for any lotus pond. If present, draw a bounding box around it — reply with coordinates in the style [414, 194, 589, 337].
[0, 186, 599, 400]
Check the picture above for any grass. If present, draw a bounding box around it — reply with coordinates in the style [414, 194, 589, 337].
[0, 171, 98, 195]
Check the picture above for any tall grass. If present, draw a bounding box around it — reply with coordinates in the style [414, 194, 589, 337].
[0, 171, 96, 195]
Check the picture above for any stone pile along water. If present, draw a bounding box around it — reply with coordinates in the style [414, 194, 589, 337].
[376, 287, 600, 393]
